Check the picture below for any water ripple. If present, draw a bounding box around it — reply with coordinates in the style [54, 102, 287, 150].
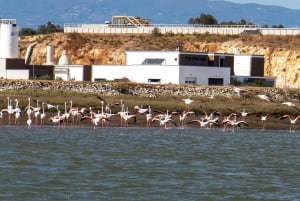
[0, 126, 299, 200]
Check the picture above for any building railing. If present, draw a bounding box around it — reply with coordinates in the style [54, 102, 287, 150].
[0, 19, 18, 25]
[64, 23, 300, 35]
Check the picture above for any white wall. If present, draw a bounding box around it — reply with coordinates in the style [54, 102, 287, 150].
[0, 59, 6, 78]
[0, 22, 19, 58]
[92, 65, 180, 84]
[54, 65, 84, 81]
[179, 66, 231, 85]
[92, 65, 230, 85]
[126, 51, 180, 65]
[234, 55, 252, 76]
[0, 58, 29, 79]
[6, 70, 29, 79]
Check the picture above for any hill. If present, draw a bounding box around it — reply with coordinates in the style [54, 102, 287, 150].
[1, 0, 300, 28]
[19, 32, 300, 88]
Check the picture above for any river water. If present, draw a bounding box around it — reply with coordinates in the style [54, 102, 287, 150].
[0, 126, 299, 201]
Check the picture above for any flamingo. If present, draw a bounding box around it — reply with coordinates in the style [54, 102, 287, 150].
[33, 99, 41, 125]
[257, 94, 273, 102]
[281, 101, 300, 112]
[97, 95, 120, 113]
[64, 101, 70, 124]
[179, 111, 195, 128]
[182, 97, 194, 112]
[152, 116, 177, 130]
[49, 109, 66, 128]
[257, 112, 273, 131]
[40, 102, 46, 125]
[14, 99, 22, 125]
[188, 118, 218, 130]
[239, 108, 254, 121]
[134, 105, 149, 114]
[81, 113, 110, 130]
[44, 102, 57, 110]
[280, 114, 300, 132]
[25, 97, 33, 118]
[145, 105, 152, 128]
[118, 107, 137, 127]
[152, 110, 178, 130]
[1, 97, 14, 124]
[27, 114, 32, 129]
[222, 114, 248, 132]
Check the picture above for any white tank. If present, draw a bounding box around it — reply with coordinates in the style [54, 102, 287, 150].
[45, 45, 55, 65]
[0, 19, 19, 58]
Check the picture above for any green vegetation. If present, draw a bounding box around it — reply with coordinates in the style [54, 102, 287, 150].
[19, 21, 63, 36]
[188, 13, 283, 28]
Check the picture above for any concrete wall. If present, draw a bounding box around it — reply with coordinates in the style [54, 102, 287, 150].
[92, 65, 180, 84]
[126, 51, 179, 65]
[234, 55, 252, 76]
[54, 65, 84, 81]
[64, 24, 300, 35]
[179, 66, 231, 85]
[92, 64, 230, 85]
[6, 70, 29, 80]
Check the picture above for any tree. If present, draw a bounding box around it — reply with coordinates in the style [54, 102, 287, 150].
[37, 21, 63, 34]
[19, 28, 37, 36]
[152, 27, 162, 37]
[188, 13, 218, 25]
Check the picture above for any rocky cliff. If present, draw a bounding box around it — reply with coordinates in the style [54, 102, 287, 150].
[18, 33, 300, 88]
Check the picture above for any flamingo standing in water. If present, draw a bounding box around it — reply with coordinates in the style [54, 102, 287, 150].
[188, 118, 218, 131]
[280, 114, 300, 132]
[152, 110, 178, 130]
[145, 106, 152, 128]
[14, 99, 22, 125]
[222, 114, 248, 132]
[118, 106, 137, 127]
[179, 111, 195, 128]
[134, 105, 152, 128]
[33, 99, 41, 125]
[40, 102, 46, 125]
[1, 97, 14, 124]
[27, 114, 32, 129]
[25, 97, 33, 119]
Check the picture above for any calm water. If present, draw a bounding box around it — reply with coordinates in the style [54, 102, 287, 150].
[0, 126, 299, 201]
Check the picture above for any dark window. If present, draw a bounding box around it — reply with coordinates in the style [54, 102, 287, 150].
[142, 58, 165, 65]
[148, 79, 161, 83]
[208, 78, 224, 86]
[220, 58, 224, 67]
[94, 78, 107, 82]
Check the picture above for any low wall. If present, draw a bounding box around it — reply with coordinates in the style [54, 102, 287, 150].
[64, 24, 300, 35]
[0, 79, 299, 100]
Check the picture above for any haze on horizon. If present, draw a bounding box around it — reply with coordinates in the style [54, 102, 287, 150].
[227, 0, 300, 10]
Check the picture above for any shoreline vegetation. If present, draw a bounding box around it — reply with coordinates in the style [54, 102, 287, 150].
[1, 79, 300, 130]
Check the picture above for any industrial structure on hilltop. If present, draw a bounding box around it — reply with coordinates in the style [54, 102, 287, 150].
[65, 16, 300, 36]
[0, 18, 275, 87]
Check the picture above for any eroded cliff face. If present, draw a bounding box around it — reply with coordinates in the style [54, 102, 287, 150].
[19, 33, 300, 88]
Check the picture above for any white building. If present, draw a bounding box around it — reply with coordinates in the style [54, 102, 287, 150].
[92, 50, 231, 85]
[54, 53, 85, 81]
[0, 19, 29, 79]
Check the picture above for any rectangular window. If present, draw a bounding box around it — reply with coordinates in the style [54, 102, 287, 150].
[94, 78, 107, 82]
[185, 77, 197, 85]
[148, 79, 161, 84]
[208, 78, 224, 86]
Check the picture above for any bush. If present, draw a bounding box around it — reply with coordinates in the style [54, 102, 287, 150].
[152, 27, 162, 37]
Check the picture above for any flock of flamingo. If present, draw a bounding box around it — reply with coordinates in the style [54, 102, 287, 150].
[1, 94, 300, 132]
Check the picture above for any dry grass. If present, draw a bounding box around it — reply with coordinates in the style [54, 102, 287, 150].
[1, 86, 300, 129]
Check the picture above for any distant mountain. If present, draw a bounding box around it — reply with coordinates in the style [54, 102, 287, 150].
[1, 0, 300, 28]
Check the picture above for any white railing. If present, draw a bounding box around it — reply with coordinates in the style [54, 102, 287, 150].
[64, 23, 300, 35]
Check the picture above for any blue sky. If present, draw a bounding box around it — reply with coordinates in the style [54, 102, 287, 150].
[227, 0, 300, 10]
